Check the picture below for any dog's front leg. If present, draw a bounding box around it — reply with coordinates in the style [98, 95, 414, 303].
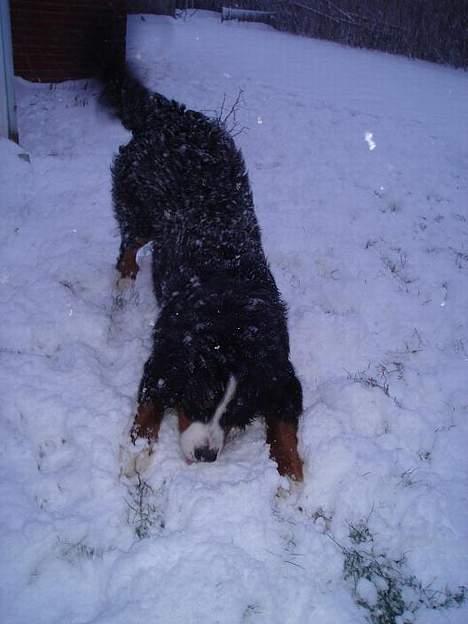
[130, 400, 164, 444]
[266, 417, 303, 481]
[120, 400, 164, 479]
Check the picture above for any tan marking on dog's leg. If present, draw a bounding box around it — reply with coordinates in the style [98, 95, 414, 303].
[266, 419, 303, 481]
[177, 408, 191, 433]
[117, 247, 139, 280]
[117, 239, 150, 280]
[130, 400, 163, 444]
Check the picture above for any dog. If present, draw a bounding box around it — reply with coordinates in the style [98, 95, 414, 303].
[104, 65, 304, 480]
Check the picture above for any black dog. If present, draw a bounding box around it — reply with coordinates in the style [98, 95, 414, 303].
[105, 65, 303, 479]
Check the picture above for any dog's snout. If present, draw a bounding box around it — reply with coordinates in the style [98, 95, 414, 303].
[194, 446, 218, 463]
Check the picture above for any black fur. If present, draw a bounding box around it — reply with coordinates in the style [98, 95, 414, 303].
[107, 65, 302, 433]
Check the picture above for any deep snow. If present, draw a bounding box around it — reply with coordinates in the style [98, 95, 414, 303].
[1, 11, 467, 624]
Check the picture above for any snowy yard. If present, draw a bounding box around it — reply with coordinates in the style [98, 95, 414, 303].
[1, 11, 468, 624]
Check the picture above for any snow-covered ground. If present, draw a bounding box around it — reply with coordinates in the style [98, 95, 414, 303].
[1, 11, 467, 624]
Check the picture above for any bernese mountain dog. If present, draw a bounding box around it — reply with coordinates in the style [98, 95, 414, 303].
[104, 65, 304, 480]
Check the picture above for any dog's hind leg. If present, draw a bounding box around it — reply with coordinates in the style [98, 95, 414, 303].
[266, 417, 303, 481]
[113, 186, 153, 282]
[117, 237, 151, 281]
[110, 237, 151, 318]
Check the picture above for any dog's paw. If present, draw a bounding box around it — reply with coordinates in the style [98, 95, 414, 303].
[119, 442, 154, 479]
[113, 277, 139, 310]
[116, 275, 135, 291]
[276, 474, 304, 500]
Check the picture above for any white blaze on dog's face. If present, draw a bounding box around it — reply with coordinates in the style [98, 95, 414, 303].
[180, 374, 237, 463]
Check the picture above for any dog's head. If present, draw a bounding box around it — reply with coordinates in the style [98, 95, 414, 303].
[143, 288, 302, 464]
[177, 373, 238, 463]
[150, 353, 300, 465]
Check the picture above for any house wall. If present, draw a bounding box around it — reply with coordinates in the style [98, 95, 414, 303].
[10, 0, 127, 82]
[0, 0, 18, 141]
[127, 0, 176, 15]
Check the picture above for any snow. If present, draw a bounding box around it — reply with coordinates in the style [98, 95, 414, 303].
[1, 10, 468, 623]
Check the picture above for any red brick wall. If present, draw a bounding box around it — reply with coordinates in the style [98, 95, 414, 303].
[11, 0, 127, 82]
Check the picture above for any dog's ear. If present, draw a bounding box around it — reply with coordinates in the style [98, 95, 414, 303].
[137, 351, 188, 408]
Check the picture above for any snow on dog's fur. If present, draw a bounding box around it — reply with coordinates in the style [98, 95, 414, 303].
[103, 65, 304, 480]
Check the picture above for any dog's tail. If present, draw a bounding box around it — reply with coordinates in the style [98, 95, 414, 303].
[100, 62, 168, 133]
